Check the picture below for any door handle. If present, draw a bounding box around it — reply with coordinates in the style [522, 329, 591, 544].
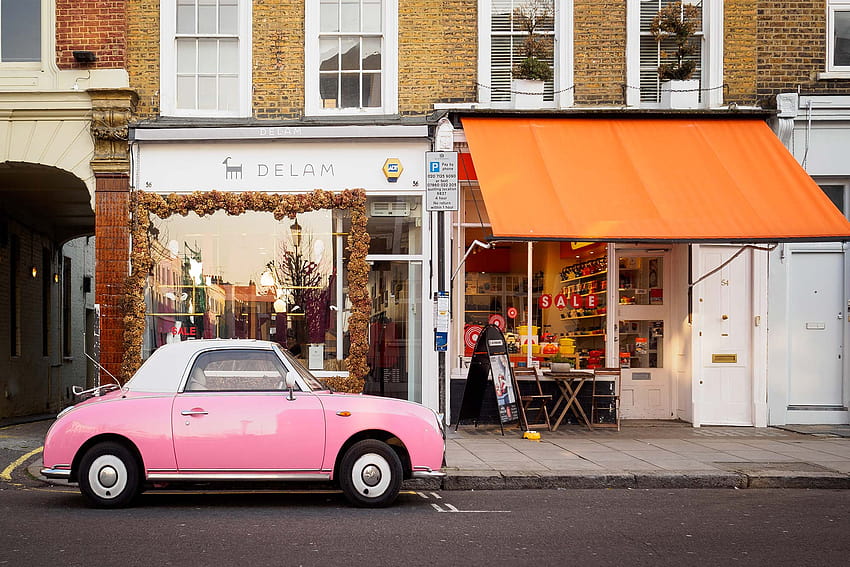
[181, 409, 209, 416]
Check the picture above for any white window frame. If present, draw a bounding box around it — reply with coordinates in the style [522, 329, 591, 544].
[0, 0, 51, 69]
[160, 0, 252, 118]
[826, 1, 850, 76]
[626, 0, 723, 108]
[477, 0, 573, 108]
[305, 0, 398, 116]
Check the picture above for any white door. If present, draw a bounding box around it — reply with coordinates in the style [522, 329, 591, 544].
[696, 246, 754, 425]
[788, 251, 845, 408]
[615, 250, 672, 419]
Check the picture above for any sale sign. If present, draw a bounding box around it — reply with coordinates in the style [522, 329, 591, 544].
[586, 293, 598, 308]
[570, 294, 584, 308]
[538, 294, 552, 309]
[554, 293, 568, 310]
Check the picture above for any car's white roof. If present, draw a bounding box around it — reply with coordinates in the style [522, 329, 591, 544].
[126, 339, 278, 393]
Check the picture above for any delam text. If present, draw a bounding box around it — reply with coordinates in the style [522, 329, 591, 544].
[257, 162, 335, 177]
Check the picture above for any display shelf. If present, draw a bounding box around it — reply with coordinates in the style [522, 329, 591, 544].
[562, 313, 605, 320]
[560, 269, 607, 284]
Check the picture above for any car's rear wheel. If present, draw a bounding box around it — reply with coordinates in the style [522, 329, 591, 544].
[79, 442, 140, 508]
[339, 439, 403, 508]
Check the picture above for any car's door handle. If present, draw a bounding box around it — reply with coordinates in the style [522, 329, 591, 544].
[180, 409, 209, 416]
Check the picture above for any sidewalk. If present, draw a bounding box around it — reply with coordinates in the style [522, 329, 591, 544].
[13, 418, 850, 491]
[438, 420, 850, 490]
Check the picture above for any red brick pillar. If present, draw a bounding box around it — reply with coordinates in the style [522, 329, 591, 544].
[95, 175, 130, 385]
[89, 89, 138, 385]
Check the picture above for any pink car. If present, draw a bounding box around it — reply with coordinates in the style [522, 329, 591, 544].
[42, 339, 445, 508]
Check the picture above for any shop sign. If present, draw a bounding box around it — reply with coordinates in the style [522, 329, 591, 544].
[570, 294, 584, 308]
[425, 151, 459, 211]
[538, 294, 552, 309]
[136, 140, 427, 192]
[586, 294, 598, 308]
[554, 293, 568, 309]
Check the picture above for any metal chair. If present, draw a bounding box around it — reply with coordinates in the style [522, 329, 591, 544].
[590, 367, 621, 430]
[512, 368, 552, 431]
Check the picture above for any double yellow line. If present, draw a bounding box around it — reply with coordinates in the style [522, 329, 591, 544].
[0, 446, 43, 482]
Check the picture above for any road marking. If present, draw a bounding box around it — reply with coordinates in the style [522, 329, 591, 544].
[1, 446, 43, 482]
[431, 503, 511, 513]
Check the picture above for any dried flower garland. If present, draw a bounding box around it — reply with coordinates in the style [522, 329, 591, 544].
[123, 189, 371, 385]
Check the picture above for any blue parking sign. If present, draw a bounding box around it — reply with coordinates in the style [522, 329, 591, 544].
[429, 161, 441, 173]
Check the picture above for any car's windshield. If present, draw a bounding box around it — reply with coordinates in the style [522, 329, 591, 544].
[273, 344, 329, 391]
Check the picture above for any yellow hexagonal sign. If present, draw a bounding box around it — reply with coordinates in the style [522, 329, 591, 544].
[382, 158, 403, 183]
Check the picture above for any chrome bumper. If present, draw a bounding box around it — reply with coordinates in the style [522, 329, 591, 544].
[412, 469, 447, 479]
[41, 467, 72, 480]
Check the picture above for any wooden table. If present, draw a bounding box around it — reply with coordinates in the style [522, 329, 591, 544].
[547, 371, 594, 431]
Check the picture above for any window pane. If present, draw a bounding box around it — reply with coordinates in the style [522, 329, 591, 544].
[177, 39, 197, 73]
[198, 0, 217, 34]
[320, 74, 339, 107]
[219, 75, 239, 112]
[619, 320, 664, 369]
[177, 2, 196, 34]
[340, 37, 360, 70]
[362, 72, 381, 107]
[320, 0, 339, 33]
[820, 185, 846, 215]
[340, 73, 360, 107]
[198, 39, 218, 73]
[835, 11, 850, 67]
[362, 37, 381, 70]
[619, 256, 663, 306]
[366, 196, 422, 254]
[220, 1, 238, 35]
[319, 38, 339, 71]
[1, 0, 41, 62]
[341, 0, 361, 33]
[176, 75, 197, 109]
[362, 0, 382, 33]
[219, 39, 238, 73]
[198, 75, 217, 109]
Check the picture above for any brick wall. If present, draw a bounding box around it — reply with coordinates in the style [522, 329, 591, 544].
[757, 1, 850, 106]
[127, 0, 159, 118]
[573, 0, 626, 106]
[56, 0, 126, 70]
[253, 0, 305, 118]
[725, 0, 759, 106]
[398, 0, 478, 114]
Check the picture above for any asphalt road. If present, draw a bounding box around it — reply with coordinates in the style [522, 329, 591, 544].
[2, 479, 849, 566]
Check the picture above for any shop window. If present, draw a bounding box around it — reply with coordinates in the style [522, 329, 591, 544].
[305, 0, 397, 115]
[0, 0, 40, 63]
[366, 195, 422, 255]
[145, 209, 351, 372]
[829, 1, 850, 72]
[161, 0, 251, 117]
[478, 0, 573, 107]
[618, 256, 663, 306]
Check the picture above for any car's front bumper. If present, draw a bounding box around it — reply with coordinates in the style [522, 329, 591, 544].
[41, 467, 72, 480]
[412, 469, 446, 480]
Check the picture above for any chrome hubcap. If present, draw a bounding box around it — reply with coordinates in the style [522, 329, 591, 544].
[98, 466, 118, 488]
[361, 464, 381, 487]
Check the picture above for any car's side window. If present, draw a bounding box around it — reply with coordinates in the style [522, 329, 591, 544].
[185, 350, 293, 392]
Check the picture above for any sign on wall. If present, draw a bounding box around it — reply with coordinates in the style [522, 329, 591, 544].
[135, 140, 428, 193]
[425, 151, 459, 211]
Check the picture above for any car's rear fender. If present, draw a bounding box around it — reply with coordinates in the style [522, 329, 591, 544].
[331, 430, 412, 482]
[70, 433, 145, 484]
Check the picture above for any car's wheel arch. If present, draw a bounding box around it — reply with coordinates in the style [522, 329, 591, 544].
[333, 430, 411, 482]
[71, 434, 144, 484]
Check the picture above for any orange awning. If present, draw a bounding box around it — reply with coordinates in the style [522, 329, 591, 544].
[461, 116, 850, 242]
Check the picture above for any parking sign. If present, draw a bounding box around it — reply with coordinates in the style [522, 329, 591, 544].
[425, 151, 458, 211]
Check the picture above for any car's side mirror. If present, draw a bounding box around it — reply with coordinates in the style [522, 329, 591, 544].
[285, 371, 297, 401]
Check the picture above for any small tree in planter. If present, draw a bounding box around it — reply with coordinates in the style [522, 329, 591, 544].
[650, 1, 701, 108]
[512, 0, 553, 108]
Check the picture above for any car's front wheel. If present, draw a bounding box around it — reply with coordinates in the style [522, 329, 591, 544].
[78, 442, 140, 508]
[339, 439, 403, 508]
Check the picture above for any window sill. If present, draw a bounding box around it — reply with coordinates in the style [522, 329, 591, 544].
[817, 71, 850, 80]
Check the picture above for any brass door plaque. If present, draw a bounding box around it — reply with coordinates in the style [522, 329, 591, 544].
[712, 354, 738, 364]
